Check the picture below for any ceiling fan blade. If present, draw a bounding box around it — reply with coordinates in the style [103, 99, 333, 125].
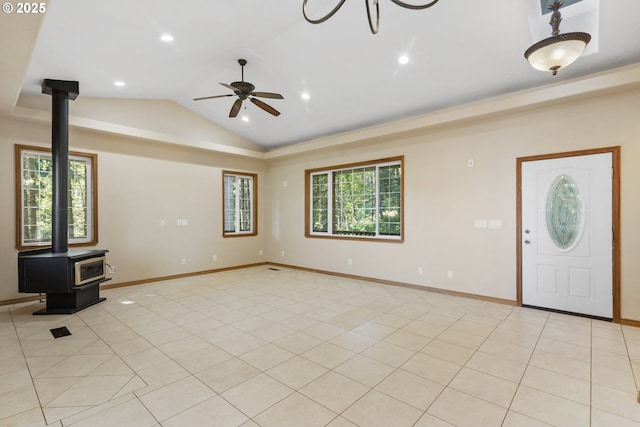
[220, 82, 237, 92]
[250, 98, 280, 116]
[251, 91, 284, 99]
[229, 99, 243, 117]
[193, 94, 234, 101]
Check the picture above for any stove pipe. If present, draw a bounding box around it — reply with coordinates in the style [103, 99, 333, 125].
[41, 79, 79, 254]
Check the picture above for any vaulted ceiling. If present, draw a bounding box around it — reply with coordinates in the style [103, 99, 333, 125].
[4, 0, 640, 150]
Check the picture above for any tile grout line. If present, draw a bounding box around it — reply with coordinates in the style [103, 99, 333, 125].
[7, 266, 640, 426]
[621, 325, 640, 405]
[5, 307, 50, 425]
[402, 306, 511, 426]
[496, 309, 549, 426]
[243, 297, 426, 425]
[237, 299, 449, 425]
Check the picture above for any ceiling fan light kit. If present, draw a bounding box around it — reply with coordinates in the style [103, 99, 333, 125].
[302, 0, 440, 34]
[524, 1, 591, 76]
[193, 59, 283, 118]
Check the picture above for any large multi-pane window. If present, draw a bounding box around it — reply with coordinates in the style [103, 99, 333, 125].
[306, 157, 403, 241]
[223, 171, 257, 237]
[16, 145, 97, 249]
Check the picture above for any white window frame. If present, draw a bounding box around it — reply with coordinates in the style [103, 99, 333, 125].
[223, 171, 257, 237]
[305, 156, 403, 242]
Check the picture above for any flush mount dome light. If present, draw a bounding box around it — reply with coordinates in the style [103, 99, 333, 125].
[525, 1, 591, 76]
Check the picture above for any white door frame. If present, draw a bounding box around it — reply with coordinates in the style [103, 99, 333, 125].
[516, 147, 621, 322]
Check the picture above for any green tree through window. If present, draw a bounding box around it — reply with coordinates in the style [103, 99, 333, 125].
[306, 157, 403, 241]
[223, 171, 257, 237]
[16, 145, 97, 248]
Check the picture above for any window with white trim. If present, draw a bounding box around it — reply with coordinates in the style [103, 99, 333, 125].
[16, 144, 97, 249]
[306, 157, 403, 241]
[223, 171, 257, 237]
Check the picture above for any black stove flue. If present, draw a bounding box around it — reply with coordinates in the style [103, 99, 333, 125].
[18, 80, 110, 315]
[44, 79, 76, 253]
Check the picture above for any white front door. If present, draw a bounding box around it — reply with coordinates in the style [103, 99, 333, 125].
[521, 153, 613, 318]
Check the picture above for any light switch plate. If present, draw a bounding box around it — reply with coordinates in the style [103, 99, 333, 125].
[488, 220, 502, 229]
[474, 220, 488, 229]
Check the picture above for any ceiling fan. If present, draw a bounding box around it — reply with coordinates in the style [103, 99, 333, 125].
[193, 59, 284, 118]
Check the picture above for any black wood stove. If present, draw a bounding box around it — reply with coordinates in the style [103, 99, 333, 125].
[18, 79, 109, 315]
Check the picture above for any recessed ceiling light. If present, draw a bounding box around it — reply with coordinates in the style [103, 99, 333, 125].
[241, 116, 249, 122]
[301, 92, 310, 100]
[160, 34, 174, 42]
[398, 55, 409, 65]
[113, 81, 125, 87]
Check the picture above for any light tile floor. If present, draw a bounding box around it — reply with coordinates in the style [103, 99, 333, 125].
[2, 265, 640, 426]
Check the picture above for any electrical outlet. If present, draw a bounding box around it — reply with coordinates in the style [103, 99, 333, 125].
[160, 219, 166, 226]
[281, 251, 285, 257]
[347, 258, 352, 265]
[447, 270, 453, 279]
[181, 258, 186, 265]
[418, 267, 423, 275]
[259, 250, 263, 256]
[107, 264, 115, 274]
[468, 159, 474, 167]
[212, 255, 217, 261]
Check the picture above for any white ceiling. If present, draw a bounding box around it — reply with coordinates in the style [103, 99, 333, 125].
[19, 0, 640, 149]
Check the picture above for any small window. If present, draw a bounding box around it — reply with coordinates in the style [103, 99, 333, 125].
[223, 171, 257, 237]
[16, 144, 98, 249]
[305, 156, 403, 242]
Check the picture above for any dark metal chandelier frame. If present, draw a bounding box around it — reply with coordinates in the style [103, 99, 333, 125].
[303, 0, 440, 34]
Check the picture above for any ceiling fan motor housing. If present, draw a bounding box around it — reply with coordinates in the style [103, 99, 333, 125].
[231, 81, 256, 99]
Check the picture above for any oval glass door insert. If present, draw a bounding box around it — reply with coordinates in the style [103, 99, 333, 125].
[545, 174, 584, 249]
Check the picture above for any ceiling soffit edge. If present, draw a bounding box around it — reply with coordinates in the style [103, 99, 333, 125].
[264, 62, 640, 161]
[10, 105, 266, 160]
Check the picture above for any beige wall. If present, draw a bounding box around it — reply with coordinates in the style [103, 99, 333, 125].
[266, 87, 640, 321]
[1, 85, 639, 321]
[0, 116, 268, 302]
